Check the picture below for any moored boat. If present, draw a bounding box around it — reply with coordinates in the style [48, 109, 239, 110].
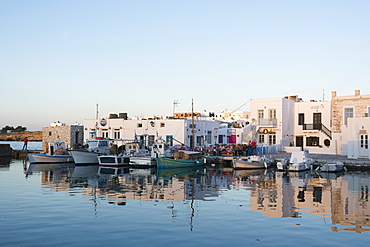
[156, 150, 205, 168]
[232, 155, 272, 169]
[316, 161, 344, 172]
[28, 142, 73, 164]
[98, 154, 130, 167]
[277, 150, 314, 172]
[69, 138, 111, 165]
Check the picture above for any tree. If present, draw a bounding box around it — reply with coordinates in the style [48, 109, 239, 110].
[1, 126, 14, 133]
[14, 126, 27, 132]
[1, 125, 27, 133]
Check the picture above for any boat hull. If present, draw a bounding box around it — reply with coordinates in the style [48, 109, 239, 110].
[156, 157, 205, 168]
[98, 155, 130, 167]
[319, 162, 344, 172]
[233, 159, 267, 169]
[69, 150, 99, 165]
[28, 153, 74, 164]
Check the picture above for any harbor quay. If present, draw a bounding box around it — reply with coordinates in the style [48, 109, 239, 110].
[207, 152, 370, 170]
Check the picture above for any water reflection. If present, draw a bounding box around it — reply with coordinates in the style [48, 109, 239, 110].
[23, 161, 370, 233]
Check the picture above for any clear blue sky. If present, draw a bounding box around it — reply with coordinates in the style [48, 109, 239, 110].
[1, 0, 369, 130]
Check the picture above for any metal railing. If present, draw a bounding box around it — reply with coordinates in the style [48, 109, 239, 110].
[303, 123, 332, 139]
[258, 118, 277, 126]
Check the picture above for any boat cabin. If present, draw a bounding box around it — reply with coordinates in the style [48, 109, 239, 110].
[174, 150, 203, 160]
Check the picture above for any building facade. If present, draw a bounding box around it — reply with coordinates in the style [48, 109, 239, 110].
[42, 122, 84, 152]
[250, 97, 295, 147]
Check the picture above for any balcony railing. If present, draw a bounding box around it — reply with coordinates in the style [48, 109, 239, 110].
[303, 124, 332, 139]
[258, 118, 277, 127]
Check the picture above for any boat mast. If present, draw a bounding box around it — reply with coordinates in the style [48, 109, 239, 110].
[191, 98, 195, 151]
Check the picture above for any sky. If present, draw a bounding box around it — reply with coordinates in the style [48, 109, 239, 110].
[1, 0, 370, 131]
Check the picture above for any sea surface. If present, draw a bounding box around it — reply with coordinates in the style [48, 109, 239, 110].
[1, 158, 370, 246]
[0, 141, 42, 150]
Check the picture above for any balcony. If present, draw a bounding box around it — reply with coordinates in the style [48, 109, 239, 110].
[303, 124, 332, 139]
[258, 118, 277, 127]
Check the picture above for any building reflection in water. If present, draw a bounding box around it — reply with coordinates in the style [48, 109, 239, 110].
[25, 162, 370, 233]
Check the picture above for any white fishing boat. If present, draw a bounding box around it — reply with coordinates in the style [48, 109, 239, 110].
[316, 161, 344, 172]
[98, 154, 130, 167]
[28, 142, 73, 164]
[277, 150, 314, 172]
[232, 155, 272, 169]
[69, 138, 111, 165]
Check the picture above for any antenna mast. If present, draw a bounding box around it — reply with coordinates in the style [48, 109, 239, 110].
[96, 103, 99, 119]
[191, 98, 195, 151]
[173, 100, 179, 116]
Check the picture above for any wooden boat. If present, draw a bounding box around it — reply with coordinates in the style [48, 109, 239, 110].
[98, 154, 130, 167]
[232, 155, 272, 169]
[28, 142, 73, 164]
[156, 99, 205, 169]
[156, 150, 205, 168]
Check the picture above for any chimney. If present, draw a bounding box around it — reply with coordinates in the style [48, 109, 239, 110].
[331, 91, 337, 98]
[355, 90, 360, 96]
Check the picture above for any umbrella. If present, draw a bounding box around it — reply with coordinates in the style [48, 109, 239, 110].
[171, 144, 183, 151]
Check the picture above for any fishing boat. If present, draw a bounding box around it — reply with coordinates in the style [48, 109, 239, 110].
[232, 155, 272, 169]
[28, 142, 73, 164]
[277, 150, 314, 172]
[155, 99, 206, 169]
[69, 138, 111, 165]
[156, 150, 205, 168]
[98, 154, 130, 167]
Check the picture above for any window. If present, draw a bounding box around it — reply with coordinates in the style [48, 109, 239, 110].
[360, 135, 368, 149]
[259, 134, 265, 144]
[196, 136, 204, 146]
[137, 123, 142, 128]
[258, 110, 264, 119]
[160, 122, 165, 127]
[49, 131, 52, 136]
[306, 136, 319, 146]
[189, 124, 196, 128]
[206, 131, 212, 144]
[269, 109, 276, 119]
[268, 135, 276, 145]
[102, 129, 108, 138]
[114, 129, 120, 139]
[166, 135, 173, 146]
[298, 113, 305, 125]
[344, 108, 353, 125]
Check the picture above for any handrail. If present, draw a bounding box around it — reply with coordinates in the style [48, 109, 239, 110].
[303, 124, 331, 139]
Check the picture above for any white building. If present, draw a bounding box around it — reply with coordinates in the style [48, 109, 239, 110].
[293, 100, 335, 154]
[83, 114, 220, 149]
[250, 96, 295, 147]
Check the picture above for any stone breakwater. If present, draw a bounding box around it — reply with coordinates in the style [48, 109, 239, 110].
[0, 131, 42, 141]
[0, 144, 12, 157]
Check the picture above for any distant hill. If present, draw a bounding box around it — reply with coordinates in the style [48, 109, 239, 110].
[0, 131, 42, 141]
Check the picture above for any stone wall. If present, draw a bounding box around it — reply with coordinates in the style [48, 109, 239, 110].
[42, 125, 84, 152]
[331, 90, 370, 133]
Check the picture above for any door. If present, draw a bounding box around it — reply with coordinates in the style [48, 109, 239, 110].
[313, 113, 322, 130]
[296, 136, 303, 149]
[359, 134, 369, 158]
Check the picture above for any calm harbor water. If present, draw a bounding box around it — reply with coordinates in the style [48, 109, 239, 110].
[1, 158, 370, 246]
[0, 141, 42, 150]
